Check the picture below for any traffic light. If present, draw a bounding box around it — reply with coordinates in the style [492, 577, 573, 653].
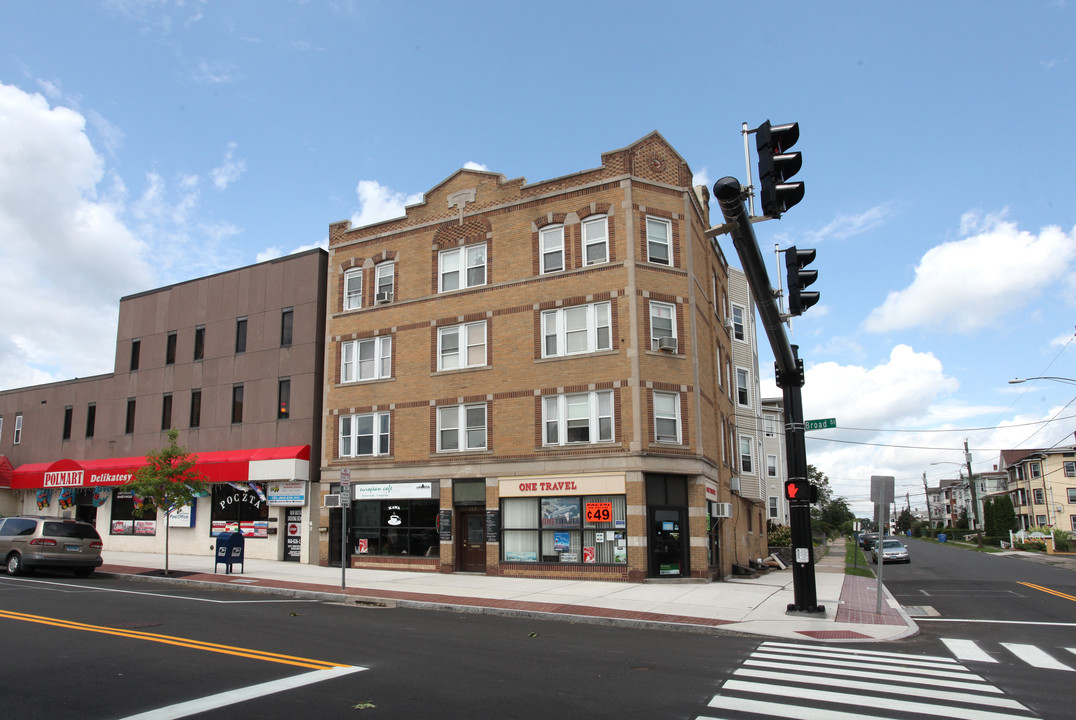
[785, 245, 819, 315]
[755, 120, 804, 218]
[785, 479, 818, 503]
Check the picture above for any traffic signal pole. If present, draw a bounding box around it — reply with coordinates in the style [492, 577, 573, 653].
[712, 176, 824, 615]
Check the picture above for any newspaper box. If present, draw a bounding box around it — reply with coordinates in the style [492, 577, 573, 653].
[215, 531, 245, 574]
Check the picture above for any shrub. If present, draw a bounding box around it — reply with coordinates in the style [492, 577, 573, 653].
[767, 524, 792, 546]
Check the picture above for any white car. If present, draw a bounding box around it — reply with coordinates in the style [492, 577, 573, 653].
[871, 538, 910, 564]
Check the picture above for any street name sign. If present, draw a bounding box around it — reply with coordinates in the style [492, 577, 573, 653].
[804, 418, 836, 430]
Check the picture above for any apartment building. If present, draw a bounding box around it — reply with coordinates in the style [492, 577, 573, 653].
[727, 268, 765, 507]
[761, 397, 789, 525]
[0, 250, 326, 562]
[1001, 446, 1076, 530]
[321, 132, 765, 581]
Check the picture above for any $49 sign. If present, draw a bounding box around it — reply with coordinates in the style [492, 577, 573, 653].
[585, 502, 613, 523]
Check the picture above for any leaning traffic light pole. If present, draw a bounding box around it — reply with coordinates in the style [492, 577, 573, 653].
[712, 174, 824, 616]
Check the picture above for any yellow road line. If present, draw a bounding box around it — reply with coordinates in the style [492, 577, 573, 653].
[1018, 582, 1076, 602]
[0, 609, 351, 669]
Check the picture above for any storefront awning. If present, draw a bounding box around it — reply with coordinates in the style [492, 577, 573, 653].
[0, 455, 13, 489]
[9, 445, 310, 490]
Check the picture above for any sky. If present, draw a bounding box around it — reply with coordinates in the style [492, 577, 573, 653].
[1, 1, 1074, 516]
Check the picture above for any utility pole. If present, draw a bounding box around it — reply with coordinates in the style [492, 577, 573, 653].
[922, 472, 934, 538]
[965, 439, 983, 547]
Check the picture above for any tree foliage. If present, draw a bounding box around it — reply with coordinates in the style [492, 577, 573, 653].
[808, 465, 855, 537]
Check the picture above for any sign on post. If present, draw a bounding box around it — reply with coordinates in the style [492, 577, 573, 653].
[804, 418, 836, 431]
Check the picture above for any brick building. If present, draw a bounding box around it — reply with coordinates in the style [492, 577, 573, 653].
[320, 132, 766, 580]
[0, 249, 326, 562]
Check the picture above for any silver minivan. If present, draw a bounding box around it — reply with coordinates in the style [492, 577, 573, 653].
[0, 516, 103, 577]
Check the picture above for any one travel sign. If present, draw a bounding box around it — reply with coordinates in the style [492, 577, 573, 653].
[804, 418, 836, 431]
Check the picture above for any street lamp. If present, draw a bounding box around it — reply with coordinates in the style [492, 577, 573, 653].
[1009, 376, 1076, 386]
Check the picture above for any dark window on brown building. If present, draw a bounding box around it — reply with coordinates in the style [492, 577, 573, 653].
[231, 385, 244, 424]
[194, 326, 205, 361]
[235, 318, 247, 354]
[85, 403, 96, 438]
[280, 308, 293, 347]
[125, 398, 136, 434]
[62, 406, 72, 440]
[166, 331, 177, 365]
[190, 389, 201, 428]
[130, 339, 141, 371]
[161, 393, 173, 431]
[278, 378, 290, 420]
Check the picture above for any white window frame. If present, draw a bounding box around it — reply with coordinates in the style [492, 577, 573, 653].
[764, 415, 777, 437]
[375, 262, 394, 298]
[739, 434, 754, 474]
[731, 304, 746, 342]
[736, 368, 751, 408]
[1030, 462, 1042, 478]
[1033, 488, 1045, 504]
[653, 392, 681, 444]
[541, 301, 612, 358]
[649, 300, 676, 351]
[437, 321, 486, 371]
[344, 268, 363, 310]
[1064, 461, 1075, 477]
[341, 336, 392, 383]
[582, 215, 608, 266]
[767, 454, 778, 477]
[13, 413, 22, 445]
[437, 403, 487, 452]
[543, 390, 614, 446]
[439, 243, 487, 292]
[769, 496, 779, 518]
[339, 411, 390, 458]
[645, 216, 671, 265]
[539, 225, 564, 274]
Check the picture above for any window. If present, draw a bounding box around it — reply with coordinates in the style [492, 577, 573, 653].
[649, 301, 676, 350]
[582, 216, 608, 265]
[732, 304, 746, 342]
[1030, 462, 1042, 478]
[375, 262, 394, 300]
[539, 225, 564, 273]
[646, 216, 671, 265]
[1036, 514, 1047, 526]
[1071, 515, 1076, 532]
[278, 379, 290, 420]
[166, 331, 177, 365]
[501, 495, 627, 564]
[653, 392, 680, 444]
[437, 403, 487, 452]
[189, 390, 201, 428]
[439, 243, 486, 292]
[543, 391, 614, 445]
[85, 403, 96, 438]
[764, 415, 777, 437]
[736, 368, 750, 407]
[739, 435, 754, 474]
[340, 411, 390, 457]
[130, 338, 141, 371]
[344, 268, 363, 309]
[769, 497, 779, 518]
[1033, 488, 1045, 504]
[437, 321, 486, 371]
[62, 406, 72, 440]
[280, 308, 293, 347]
[1066, 488, 1076, 504]
[161, 394, 173, 431]
[1065, 461, 1076, 477]
[351, 499, 439, 558]
[231, 385, 244, 424]
[341, 336, 392, 382]
[110, 491, 157, 536]
[124, 400, 135, 434]
[541, 302, 612, 357]
[210, 483, 268, 537]
[0, 416, 3, 443]
[235, 318, 247, 353]
[767, 454, 778, 477]
[194, 326, 205, 361]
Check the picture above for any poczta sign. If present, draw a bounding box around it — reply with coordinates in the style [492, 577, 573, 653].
[218, 489, 262, 512]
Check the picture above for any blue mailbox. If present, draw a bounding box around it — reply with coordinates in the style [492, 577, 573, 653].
[215, 531, 245, 574]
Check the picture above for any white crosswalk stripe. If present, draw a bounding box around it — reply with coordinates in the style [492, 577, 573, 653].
[697, 640, 1040, 720]
[941, 637, 1076, 671]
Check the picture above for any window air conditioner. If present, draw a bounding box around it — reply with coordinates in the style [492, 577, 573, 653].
[730, 476, 741, 494]
[724, 317, 734, 331]
[375, 291, 393, 304]
[657, 336, 678, 352]
[712, 502, 733, 518]
[324, 494, 342, 508]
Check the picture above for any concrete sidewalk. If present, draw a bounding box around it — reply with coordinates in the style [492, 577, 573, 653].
[97, 537, 917, 643]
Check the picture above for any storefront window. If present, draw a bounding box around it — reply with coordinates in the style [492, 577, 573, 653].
[501, 495, 626, 564]
[110, 490, 157, 536]
[210, 483, 269, 537]
[350, 499, 439, 557]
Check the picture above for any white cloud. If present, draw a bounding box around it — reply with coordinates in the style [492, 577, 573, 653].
[805, 203, 896, 244]
[0, 82, 152, 389]
[256, 239, 327, 264]
[192, 59, 236, 85]
[463, 161, 489, 171]
[210, 142, 247, 189]
[350, 180, 423, 228]
[864, 213, 1076, 333]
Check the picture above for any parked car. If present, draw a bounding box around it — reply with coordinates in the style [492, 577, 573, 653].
[859, 532, 880, 550]
[872, 538, 910, 564]
[0, 516, 103, 577]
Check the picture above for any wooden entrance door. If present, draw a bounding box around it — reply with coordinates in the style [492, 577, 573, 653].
[457, 508, 486, 572]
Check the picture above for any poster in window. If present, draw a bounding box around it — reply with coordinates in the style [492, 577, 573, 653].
[541, 497, 580, 528]
[553, 531, 570, 551]
[583, 546, 596, 563]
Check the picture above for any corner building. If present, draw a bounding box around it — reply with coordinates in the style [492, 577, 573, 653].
[322, 133, 766, 580]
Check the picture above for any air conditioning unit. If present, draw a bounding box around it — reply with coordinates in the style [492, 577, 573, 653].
[724, 317, 734, 331]
[712, 502, 733, 518]
[730, 476, 741, 494]
[657, 336, 678, 353]
[375, 291, 393, 304]
[324, 494, 342, 508]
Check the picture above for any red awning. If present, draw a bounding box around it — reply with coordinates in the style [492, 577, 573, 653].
[9, 445, 310, 490]
[0, 455, 14, 489]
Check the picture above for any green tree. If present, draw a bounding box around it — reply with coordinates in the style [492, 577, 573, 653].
[806, 466, 854, 537]
[991, 495, 1017, 534]
[895, 508, 915, 534]
[983, 497, 996, 536]
[124, 429, 207, 575]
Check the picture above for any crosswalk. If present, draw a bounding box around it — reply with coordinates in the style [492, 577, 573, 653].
[697, 641, 1040, 719]
[940, 637, 1076, 671]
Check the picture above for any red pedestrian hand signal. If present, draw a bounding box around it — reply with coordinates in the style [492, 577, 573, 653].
[785, 479, 811, 502]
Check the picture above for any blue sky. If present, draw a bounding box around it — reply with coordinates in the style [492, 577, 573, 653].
[1, 1, 1073, 515]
